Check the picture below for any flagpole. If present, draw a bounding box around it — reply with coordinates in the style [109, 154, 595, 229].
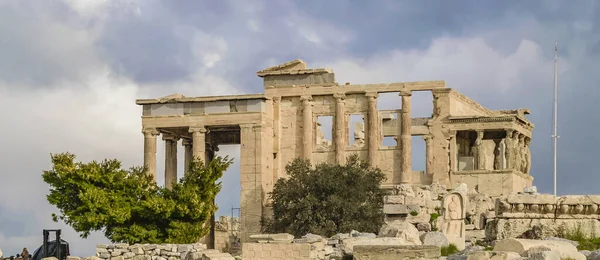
[552, 41, 559, 196]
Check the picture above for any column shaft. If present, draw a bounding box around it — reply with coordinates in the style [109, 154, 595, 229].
[183, 139, 193, 175]
[163, 134, 179, 189]
[399, 90, 412, 184]
[301, 95, 313, 162]
[190, 127, 207, 165]
[334, 93, 346, 164]
[366, 92, 379, 166]
[142, 128, 159, 181]
[423, 135, 433, 175]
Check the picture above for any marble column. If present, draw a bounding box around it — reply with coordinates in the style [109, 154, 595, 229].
[163, 134, 179, 189]
[399, 90, 412, 184]
[366, 92, 379, 166]
[183, 139, 193, 175]
[142, 128, 160, 181]
[449, 131, 458, 172]
[423, 134, 433, 175]
[333, 93, 346, 164]
[190, 126, 207, 165]
[300, 95, 313, 162]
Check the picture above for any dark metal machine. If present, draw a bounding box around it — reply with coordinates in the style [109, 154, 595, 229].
[31, 229, 70, 260]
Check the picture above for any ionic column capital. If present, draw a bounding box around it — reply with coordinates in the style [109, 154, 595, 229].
[333, 93, 346, 101]
[142, 128, 160, 137]
[365, 91, 379, 99]
[162, 133, 180, 142]
[189, 126, 208, 134]
[398, 89, 412, 97]
[272, 96, 282, 102]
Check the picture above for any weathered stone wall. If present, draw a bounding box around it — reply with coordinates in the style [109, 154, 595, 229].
[95, 243, 235, 260]
[487, 193, 600, 240]
[242, 243, 311, 260]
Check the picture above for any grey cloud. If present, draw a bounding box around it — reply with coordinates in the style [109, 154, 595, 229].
[0, 2, 102, 87]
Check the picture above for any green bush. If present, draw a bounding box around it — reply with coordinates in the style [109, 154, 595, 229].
[43, 152, 232, 244]
[440, 244, 458, 256]
[265, 154, 387, 237]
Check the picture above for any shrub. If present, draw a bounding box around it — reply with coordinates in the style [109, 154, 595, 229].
[440, 244, 458, 256]
[265, 154, 387, 237]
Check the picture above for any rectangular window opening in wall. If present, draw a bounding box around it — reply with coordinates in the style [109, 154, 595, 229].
[380, 110, 398, 144]
[316, 116, 333, 149]
[411, 91, 434, 118]
[348, 114, 365, 148]
[412, 136, 426, 174]
[377, 92, 402, 110]
[456, 131, 476, 171]
[382, 136, 397, 147]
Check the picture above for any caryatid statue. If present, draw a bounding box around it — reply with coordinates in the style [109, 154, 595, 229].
[504, 130, 514, 169]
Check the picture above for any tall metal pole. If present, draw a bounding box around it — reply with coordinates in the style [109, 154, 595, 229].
[552, 41, 559, 196]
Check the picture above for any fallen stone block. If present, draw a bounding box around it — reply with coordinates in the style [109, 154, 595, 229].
[249, 233, 294, 243]
[353, 245, 440, 260]
[420, 231, 449, 247]
[528, 251, 561, 260]
[493, 238, 585, 260]
[465, 251, 521, 260]
[341, 237, 416, 255]
[378, 220, 422, 245]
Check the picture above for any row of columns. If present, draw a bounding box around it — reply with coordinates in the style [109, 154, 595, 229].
[142, 126, 210, 189]
[299, 90, 413, 184]
[447, 129, 531, 174]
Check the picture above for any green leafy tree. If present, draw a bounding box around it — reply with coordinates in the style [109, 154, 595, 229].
[266, 154, 387, 237]
[42, 152, 233, 244]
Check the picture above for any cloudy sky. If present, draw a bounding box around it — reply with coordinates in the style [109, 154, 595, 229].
[1, 0, 599, 256]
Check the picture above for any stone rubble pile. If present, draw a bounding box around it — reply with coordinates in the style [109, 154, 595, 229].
[383, 183, 494, 236]
[94, 243, 235, 260]
[441, 237, 591, 260]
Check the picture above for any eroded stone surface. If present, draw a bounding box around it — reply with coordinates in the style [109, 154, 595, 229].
[353, 245, 440, 260]
[378, 220, 422, 245]
[493, 238, 585, 260]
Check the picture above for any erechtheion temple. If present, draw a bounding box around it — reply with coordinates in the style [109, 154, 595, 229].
[135, 59, 534, 244]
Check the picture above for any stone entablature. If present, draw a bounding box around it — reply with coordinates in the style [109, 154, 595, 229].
[496, 194, 600, 219]
[487, 193, 600, 241]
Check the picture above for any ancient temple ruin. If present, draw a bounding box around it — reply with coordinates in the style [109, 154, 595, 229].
[135, 59, 534, 243]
